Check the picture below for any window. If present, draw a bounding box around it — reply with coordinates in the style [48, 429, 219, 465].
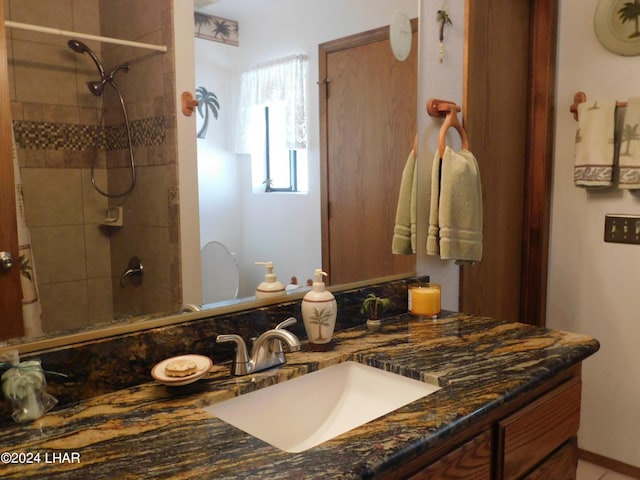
[235, 54, 309, 193]
[264, 105, 307, 192]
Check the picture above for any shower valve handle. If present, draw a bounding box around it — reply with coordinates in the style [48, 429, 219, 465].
[120, 257, 144, 287]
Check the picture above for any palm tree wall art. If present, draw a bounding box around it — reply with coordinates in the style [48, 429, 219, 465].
[195, 86, 220, 139]
[618, 0, 640, 38]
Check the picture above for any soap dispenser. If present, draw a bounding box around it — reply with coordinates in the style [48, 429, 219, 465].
[301, 269, 337, 351]
[255, 261, 286, 299]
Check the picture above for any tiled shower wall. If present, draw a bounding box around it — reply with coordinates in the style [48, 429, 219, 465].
[5, 0, 181, 332]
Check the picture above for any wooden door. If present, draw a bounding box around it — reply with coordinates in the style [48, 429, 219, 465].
[0, 3, 25, 339]
[319, 22, 418, 286]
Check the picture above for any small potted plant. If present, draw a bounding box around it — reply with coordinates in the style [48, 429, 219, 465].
[361, 294, 393, 332]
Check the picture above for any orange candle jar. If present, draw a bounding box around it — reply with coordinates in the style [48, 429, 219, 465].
[408, 284, 441, 318]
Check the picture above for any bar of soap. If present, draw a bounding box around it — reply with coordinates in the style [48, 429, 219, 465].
[165, 358, 197, 377]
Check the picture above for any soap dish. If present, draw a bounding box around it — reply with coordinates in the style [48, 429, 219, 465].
[151, 354, 212, 386]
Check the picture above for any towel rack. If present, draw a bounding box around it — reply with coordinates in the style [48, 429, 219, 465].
[570, 91, 628, 121]
[427, 98, 470, 157]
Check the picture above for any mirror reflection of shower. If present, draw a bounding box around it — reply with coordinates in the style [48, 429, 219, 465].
[67, 39, 136, 197]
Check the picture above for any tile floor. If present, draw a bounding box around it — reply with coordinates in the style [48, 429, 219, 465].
[578, 460, 639, 480]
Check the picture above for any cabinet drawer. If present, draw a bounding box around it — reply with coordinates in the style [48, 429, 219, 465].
[498, 377, 581, 479]
[523, 437, 578, 480]
[408, 429, 492, 479]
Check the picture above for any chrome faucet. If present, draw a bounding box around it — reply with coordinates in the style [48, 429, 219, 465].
[216, 317, 302, 376]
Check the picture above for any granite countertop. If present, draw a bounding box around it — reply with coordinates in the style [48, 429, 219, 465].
[0, 314, 599, 479]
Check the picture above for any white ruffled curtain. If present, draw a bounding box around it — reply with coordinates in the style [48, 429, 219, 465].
[235, 54, 308, 153]
[11, 128, 43, 337]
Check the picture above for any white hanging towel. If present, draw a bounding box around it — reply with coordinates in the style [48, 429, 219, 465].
[574, 100, 616, 188]
[619, 97, 640, 189]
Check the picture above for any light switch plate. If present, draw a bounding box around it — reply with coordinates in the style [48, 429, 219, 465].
[604, 214, 640, 244]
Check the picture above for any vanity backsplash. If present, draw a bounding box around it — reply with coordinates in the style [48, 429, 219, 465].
[0, 276, 427, 425]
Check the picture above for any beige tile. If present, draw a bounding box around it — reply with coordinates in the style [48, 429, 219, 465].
[84, 224, 111, 278]
[12, 40, 79, 106]
[81, 168, 109, 224]
[30, 225, 86, 284]
[138, 225, 171, 286]
[8, 0, 73, 42]
[130, 0, 164, 40]
[21, 102, 44, 122]
[10, 101, 23, 121]
[42, 104, 80, 124]
[114, 165, 169, 227]
[142, 285, 174, 317]
[577, 461, 607, 480]
[87, 277, 114, 324]
[108, 228, 140, 274]
[126, 49, 164, 102]
[39, 280, 89, 333]
[78, 106, 102, 126]
[602, 471, 639, 480]
[71, 0, 100, 35]
[21, 168, 84, 227]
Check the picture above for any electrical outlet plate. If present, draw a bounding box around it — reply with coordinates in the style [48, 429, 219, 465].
[604, 214, 640, 244]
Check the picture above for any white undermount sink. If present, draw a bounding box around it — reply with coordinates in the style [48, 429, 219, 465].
[204, 361, 440, 453]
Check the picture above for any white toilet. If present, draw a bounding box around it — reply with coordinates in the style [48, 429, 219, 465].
[201, 241, 240, 304]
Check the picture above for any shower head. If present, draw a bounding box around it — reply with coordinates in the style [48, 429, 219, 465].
[67, 39, 105, 78]
[86, 64, 130, 96]
[68, 39, 130, 97]
[67, 38, 89, 54]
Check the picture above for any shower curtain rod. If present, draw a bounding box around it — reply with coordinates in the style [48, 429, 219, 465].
[4, 20, 168, 53]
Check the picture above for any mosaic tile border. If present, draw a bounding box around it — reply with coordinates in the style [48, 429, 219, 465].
[12, 116, 167, 151]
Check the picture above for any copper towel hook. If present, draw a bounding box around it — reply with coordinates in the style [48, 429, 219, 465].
[427, 98, 470, 157]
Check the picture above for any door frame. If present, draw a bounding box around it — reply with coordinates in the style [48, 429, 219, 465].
[462, 0, 558, 327]
[519, 0, 558, 327]
[0, 3, 25, 339]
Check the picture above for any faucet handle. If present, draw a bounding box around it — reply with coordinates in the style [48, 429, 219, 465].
[272, 317, 298, 354]
[217, 334, 252, 376]
[275, 317, 297, 330]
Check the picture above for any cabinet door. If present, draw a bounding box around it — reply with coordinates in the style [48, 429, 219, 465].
[407, 430, 492, 480]
[498, 378, 581, 479]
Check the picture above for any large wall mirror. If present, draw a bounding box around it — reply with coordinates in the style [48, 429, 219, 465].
[0, 0, 418, 350]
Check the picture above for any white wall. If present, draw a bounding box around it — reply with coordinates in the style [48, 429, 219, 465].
[415, 0, 464, 311]
[195, 38, 244, 296]
[174, 0, 201, 307]
[548, 0, 640, 466]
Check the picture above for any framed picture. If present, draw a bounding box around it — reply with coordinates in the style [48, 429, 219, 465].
[594, 0, 640, 56]
[194, 12, 239, 46]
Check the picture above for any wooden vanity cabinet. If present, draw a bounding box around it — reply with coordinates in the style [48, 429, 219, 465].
[497, 377, 581, 479]
[383, 366, 582, 480]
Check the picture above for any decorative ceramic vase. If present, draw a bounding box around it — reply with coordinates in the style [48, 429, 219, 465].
[301, 270, 337, 351]
[366, 319, 382, 332]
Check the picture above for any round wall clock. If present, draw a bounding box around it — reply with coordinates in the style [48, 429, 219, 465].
[594, 0, 640, 56]
[390, 10, 412, 61]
